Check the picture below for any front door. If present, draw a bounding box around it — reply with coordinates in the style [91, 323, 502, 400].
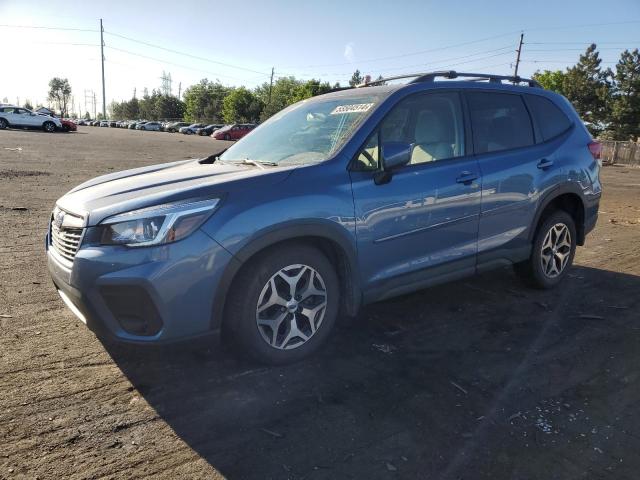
[349, 91, 481, 302]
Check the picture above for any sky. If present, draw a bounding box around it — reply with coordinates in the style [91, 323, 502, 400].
[1, 0, 639, 116]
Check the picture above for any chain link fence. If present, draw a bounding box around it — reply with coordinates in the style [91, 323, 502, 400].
[600, 140, 640, 167]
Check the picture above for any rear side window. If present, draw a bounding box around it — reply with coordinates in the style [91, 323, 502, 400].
[467, 92, 534, 154]
[525, 94, 572, 142]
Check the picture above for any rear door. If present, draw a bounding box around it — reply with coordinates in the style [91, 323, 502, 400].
[350, 91, 481, 301]
[465, 90, 550, 267]
[2, 107, 20, 126]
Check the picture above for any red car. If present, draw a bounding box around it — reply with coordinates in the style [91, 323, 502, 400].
[59, 119, 77, 132]
[211, 123, 256, 141]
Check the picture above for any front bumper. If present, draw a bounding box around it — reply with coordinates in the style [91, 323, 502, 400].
[46, 229, 236, 344]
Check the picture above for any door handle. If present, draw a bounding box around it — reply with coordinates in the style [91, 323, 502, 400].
[537, 158, 554, 170]
[456, 171, 478, 185]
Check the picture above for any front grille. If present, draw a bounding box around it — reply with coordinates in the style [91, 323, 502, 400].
[50, 220, 83, 264]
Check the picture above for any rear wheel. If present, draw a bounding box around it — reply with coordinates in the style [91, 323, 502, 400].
[515, 210, 576, 289]
[43, 121, 56, 133]
[0, 118, 8, 129]
[226, 244, 340, 364]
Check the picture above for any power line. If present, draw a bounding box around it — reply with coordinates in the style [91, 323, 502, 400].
[104, 45, 254, 82]
[527, 41, 640, 45]
[283, 31, 522, 69]
[0, 24, 98, 32]
[103, 30, 270, 76]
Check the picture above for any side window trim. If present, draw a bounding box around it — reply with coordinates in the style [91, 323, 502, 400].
[520, 94, 542, 144]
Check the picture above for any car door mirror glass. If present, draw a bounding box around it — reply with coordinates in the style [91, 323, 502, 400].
[382, 142, 412, 171]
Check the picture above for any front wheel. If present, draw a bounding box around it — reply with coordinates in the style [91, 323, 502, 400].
[43, 121, 56, 133]
[515, 210, 576, 289]
[226, 244, 340, 364]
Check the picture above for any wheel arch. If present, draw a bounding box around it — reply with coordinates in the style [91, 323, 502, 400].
[211, 222, 361, 332]
[530, 185, 587, 246]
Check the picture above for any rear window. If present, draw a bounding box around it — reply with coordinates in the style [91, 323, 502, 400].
[525, 94, 572, 142]
[467, 92, 534, 154]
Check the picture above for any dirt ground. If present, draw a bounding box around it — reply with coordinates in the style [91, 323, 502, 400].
[1, 126, 639, 480]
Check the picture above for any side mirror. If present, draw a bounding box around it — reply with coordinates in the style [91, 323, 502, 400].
[375, 142, 412, 185]
[382, 142, 412, 171]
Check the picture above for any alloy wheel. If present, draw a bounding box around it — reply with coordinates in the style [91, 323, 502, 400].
[540, 223, 572, 278]
[255, 264, 328, 350]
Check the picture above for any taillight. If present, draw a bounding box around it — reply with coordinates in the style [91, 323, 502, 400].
[588, 141, 602, 160]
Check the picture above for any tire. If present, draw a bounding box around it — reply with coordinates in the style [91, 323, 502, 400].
[514, 209, 577, 289]
[226, 244, 340, 365]
[0, 118, 8, 129]
[43, 121, 56, 133]
[62, 125, 70, 133]
[224, 133, 230, 140]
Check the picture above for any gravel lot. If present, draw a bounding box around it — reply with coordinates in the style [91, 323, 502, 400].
[1, 126, 639, 480]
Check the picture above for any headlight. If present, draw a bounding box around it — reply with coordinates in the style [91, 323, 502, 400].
[98, 198, 219, 247]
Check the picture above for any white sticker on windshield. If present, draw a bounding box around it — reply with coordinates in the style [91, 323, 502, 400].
[330, 103, 374, 115]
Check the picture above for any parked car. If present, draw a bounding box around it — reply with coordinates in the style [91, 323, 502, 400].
[0, 105, 62, 132]
[59, 119, 77, 132]
[46, 71, 601, 364]
[164, 121, 190, 133]
[77, 119, 87, 126]
[179, 123, 205, 134]
[139, 121, 162, 131]
[196, 124, 224, 136]
[212, 123, 256, 140]
[99, 121, 109, 127]
[135, 122, 149, 130]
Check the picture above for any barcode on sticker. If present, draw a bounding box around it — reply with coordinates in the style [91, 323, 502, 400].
[330, 103, 374, 115]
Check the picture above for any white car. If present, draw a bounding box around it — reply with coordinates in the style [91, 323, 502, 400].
[0, 106, 62, 132]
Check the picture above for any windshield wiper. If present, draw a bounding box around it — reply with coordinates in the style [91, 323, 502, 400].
[240, 159, 266, 169]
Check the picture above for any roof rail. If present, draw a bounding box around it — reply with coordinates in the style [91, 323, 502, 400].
[357, 70, 541, 88]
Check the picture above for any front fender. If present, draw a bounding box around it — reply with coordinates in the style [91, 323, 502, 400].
[206, 220, 361, 331]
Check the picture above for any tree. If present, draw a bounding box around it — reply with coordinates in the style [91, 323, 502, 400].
[561, 44, 612, 136]
[222, 87, 263, 123]
[23, 100, 33, 110]
[606, 49, 640, 140]
[349, 70, 363, 87]
[47, 77, 72, 117]
[532, 70, 566, 95]
[84, 111, 91, 120]
[255, 77, 332, 121]
[183, 79, 230, 122]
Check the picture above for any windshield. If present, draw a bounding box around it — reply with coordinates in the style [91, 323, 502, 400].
[219, 93, 385, 166]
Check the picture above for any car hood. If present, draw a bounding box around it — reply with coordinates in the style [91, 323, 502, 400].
[56, 158, 293, 226]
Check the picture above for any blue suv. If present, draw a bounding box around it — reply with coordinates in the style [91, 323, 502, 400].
[46, 71, 601, 364]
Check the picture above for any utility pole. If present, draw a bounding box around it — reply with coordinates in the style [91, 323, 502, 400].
[93, 91, 97, 119]
[513, 32, 524, 80]
[100, 19, 106, 119]
[268, 67, 275, 105]
[178, 82, 181, 100]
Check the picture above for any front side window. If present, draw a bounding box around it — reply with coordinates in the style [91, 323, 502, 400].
[354, 92, 465, 170]
[467, 92, 534, 154]
[220, 92, 387, 166]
